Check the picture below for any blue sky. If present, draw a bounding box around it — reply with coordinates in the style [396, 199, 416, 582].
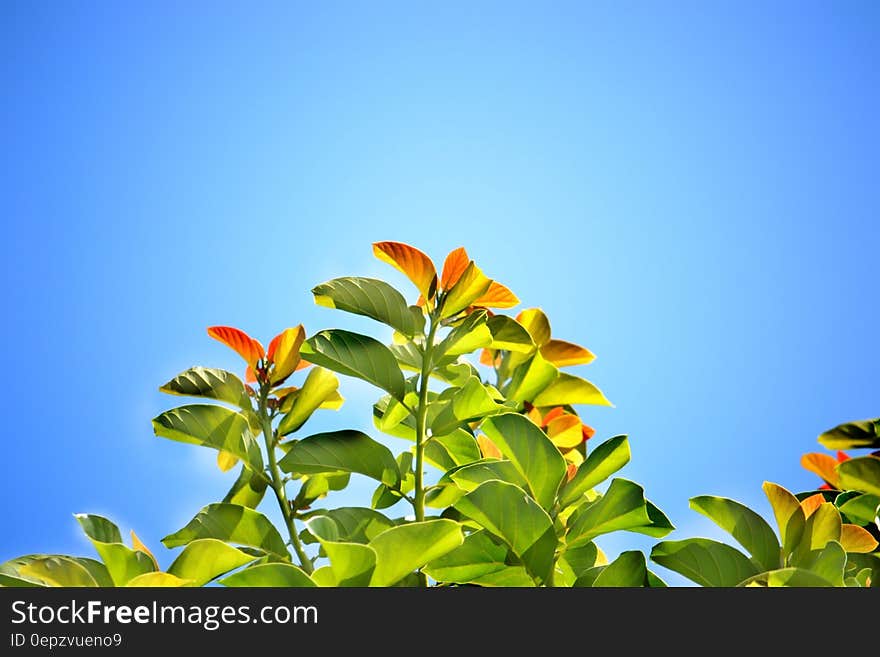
[2, 1, 878, 585]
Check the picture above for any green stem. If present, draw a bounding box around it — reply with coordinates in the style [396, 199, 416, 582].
[412, 316, 439, 587]
[258, 387, 313, 574]
[413, 316, 439, 525]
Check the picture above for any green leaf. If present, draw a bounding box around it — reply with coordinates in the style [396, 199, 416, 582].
[300, 507, 395, 544]
[451, 376, 501, 421]
[454, 480, 556, 584]
[532, 372, 612, 408]
[388, 342, 422, 372]
[627, 500, 675, 539]
[222, 465, 268, 509]
[75, 514, 155, 586]
[220, 563, 317, 587]
[504, 352, 558, 403]
[318, 542, 377, 587]
[424, 429, 481, 471]
[740, 568, 836, 587]
[481, 413, 566, 510]
[592, 551, 648, 587]
[818, 418, 880, 450]
[448, 459, 529, 492]
[650, 538, 758, 587]
[20, 557, 99, 587]
[278, 430, 400, 488]
[762, 482, 806, 557]
[162, 503, 289, 559]
[368, 519, 464, 586]
[295, 472, 351, 508]
[423, 530, 513, 585]
[159, 367, 252, 411]
[557, 542, 600, 583]
[436, 310, 493, 358]
[167, 539, 255, 586]
[312, 277, 424, 338]
[152, 404, 263, 472]
[837, 493, 880, 526]
[126, 572, 193, 587]
[486, 315, 535, 353]
[559, 435, 630, 508]
[796, 503, 841, 560]
[301, 329, 406, 400]
[277, 367, 341, 436]
[837, 456, 880, 496]
[565, 479, 652, 547]
[802, 540, 846, 586]
[689, 496, 781, 571]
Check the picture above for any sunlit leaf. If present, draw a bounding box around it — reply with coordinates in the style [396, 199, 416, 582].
[801, 452, 840, 488]
[591, 551, 648, 587]
[423, 530, 512, 585]
[481, 413, 566, 510]
[207, 326, 264, 368]
[20, 557, 99, 587]
[566, 479, 653, 547]
[436, 310, 492, 358]
[278, 367, 341, 436]
[516, 308, 551, 347]
[372, 241, 437, 301]
[454, 480, 555, 584]
[818, 418, 880, 450]
[220, 563, 316, 587]
[312, 277, 424, 338]
[486, 315, 535, 353]
[689, 496, 780, 571]
[222, 465, 269, 509]
[301, 329, 406, 401]
[440, 261, 492, 318]
[839, 524, 879, 553]
[504, 352, 558, 403]
[266, 325, 306, 384]
[162, 503, 289, 559]
[368, 520, 463, 586]
[279, 429, 400, 488]
[762, 481, 806, 556]
[560, 435, 630, 508]
[75, 514, 155, 586]
[167, 539, 255, 586]
[152, 404, 263, 472]
[159, 367, 252, 411]
[532, 372, 612, 407]
[301, 507, 395, 545]
[837, 456, 880, 496]
[540, 339, 595, 367]
[650, 538, 758, 587]
[440, 246, 470, 291]
[472, 281, 519, 309]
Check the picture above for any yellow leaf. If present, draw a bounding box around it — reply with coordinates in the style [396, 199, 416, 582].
[547, 415, 584, 449]
[130, 530, 159, 571]
[839, 524, 879, 553]
[541, 339, 596, 367]
[373, 241, 437, 301]
[440, 261, 492, 318]
[472, 281, 519, 309]
[216, 450, 239, 472]
[563, 449, 584, 466]
[125, 572, 192, 587]
[319, 390, 345, 410]
[516, 308, 552, 347]
[800, 452, 840, 487]
[267, 325, 306, 384]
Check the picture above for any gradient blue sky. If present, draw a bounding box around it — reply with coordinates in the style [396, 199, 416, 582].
[2, 2, 878, 585]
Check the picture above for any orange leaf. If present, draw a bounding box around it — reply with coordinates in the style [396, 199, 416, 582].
[479, 348, 500, 367]
[540, 407, 566, 427]
[800, 453, 840, 488]
[477, 434, 502, 459]
[566, 463, 578, 482]
[472, 281, 519, 309]
[373, 241, 437, 301]
[267, 325, 306, 385]
[245, 365, 258, 384]
[547, 415, 583, 449]
[840, 524, 879, 553]
[581, 424, 595, 442]
[295, 359, 312, 372]
[525, 406, 543, 425]
[130, 530, 159, 570]
[800, 493, 826, 519]
[516, 308, 552, 347]
[207, 326, 264, 368]
[540, 339, 596, 367]
[836, 451, 850, 463]
[441, 247, 470, 291]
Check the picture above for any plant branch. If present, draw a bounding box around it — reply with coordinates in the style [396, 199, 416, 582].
[258, 386, 313, 574]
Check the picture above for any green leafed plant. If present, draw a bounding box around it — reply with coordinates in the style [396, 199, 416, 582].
[650, 482, 879, 587]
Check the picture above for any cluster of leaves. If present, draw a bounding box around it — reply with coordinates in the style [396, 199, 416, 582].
[652, 416, 880, 587]
[2, 240, 877, 588]
[0, 241, 674, 587]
